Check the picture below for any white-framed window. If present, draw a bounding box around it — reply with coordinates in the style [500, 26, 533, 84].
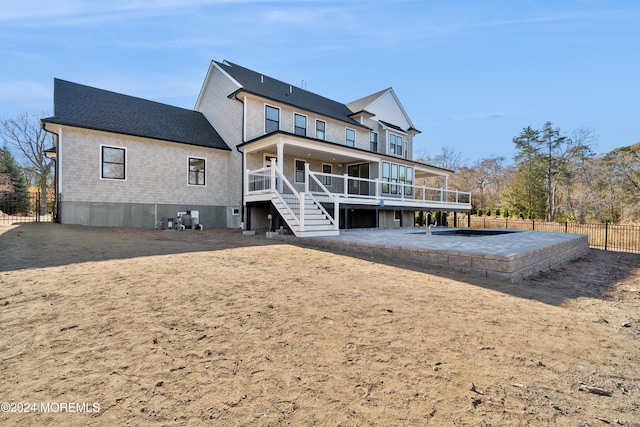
[101, 145, 126, 180]
[322, 163, 332, 186]
[370, 131, 378, 152]
[294, 113, 307, 136]
[295, 159, 306, 183]
[389, 133, 403, 156]
[316, 120, 325, 140]
[265, 105, 279, 133]
[188, 157, 206, 186]
[346, 128, 355, 147]
[382, 161, 413, 195]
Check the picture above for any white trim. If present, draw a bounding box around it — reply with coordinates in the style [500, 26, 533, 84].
[99, 144, 127, 181]
[243, 95, 247, 143]
[58, 126, 63, 195]
[294, 112, 307, 137]
[263, 153, 277, 168]
[369, 131, 378, 153]
[387, 131, 404, 158]
[379, 121, 408, 136]
[368, 88, 417, 131]
[322, 163, 332, 187]
[240, 132, 451, 177]
[345, 127, 356, 147]
[187, 156, 207, 187]
[315, 119, 326, 140]
[264, 103, 280, 134]
[195, 61, 242, 111]
[294, 158, 306, 183]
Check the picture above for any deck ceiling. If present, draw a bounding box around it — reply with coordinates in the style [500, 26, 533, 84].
[242, 134, 450, 178]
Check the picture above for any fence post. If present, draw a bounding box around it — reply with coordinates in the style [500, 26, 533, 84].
[565, 222, 568, 233]
[36, 192, 41, 223]
[532, 220, 535, 231]
[605, 222, 608, 251]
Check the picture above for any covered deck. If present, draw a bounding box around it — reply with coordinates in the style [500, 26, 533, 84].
[240, 132, 472, 236]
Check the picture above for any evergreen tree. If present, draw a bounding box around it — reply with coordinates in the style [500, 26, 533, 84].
[0, 146, 30, 215]
[540, 122, 567, 221]
[1, 112, 53, 215]
[505, 126, 547, 219]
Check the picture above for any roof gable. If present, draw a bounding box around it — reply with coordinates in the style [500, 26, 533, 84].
[347, 88, 419, 133]
[214, 60, 367, 128]
[43, 79, 230, 151]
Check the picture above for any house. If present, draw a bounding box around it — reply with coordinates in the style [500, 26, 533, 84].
[42, 60, 471, 236]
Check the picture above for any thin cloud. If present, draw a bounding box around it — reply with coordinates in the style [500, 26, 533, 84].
[452, 112, 505, 123]
[0, 0, 303, 24]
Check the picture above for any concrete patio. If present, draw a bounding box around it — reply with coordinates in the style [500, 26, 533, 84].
[275, 227, 590, 282]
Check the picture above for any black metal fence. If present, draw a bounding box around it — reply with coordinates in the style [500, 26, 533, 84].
[0, 191, 49, 224]
[467, 217, 640, 254]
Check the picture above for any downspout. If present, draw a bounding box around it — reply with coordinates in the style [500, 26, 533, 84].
[235, 94, 247, 229]
[236, 143, 244, 229]
[41, 122, 60, 223]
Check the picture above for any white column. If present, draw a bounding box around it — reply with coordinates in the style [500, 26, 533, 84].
[343, 174, 349, 198]
[277, 142, 284, 193]
[270, 158, 277, 192]
[304, 163, 310, 193]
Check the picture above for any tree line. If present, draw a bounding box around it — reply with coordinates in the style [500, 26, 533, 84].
[419, 122, 639, 224]
[1, 113, 52, 216]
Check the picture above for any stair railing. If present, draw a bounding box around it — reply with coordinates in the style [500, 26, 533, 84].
[269, 159, 303, 230]
[306, 164, 339, 230]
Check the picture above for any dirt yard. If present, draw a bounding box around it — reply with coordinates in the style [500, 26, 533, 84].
[1, 223, 639, 426]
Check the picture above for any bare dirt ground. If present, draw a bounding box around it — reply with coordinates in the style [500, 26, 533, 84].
[0, 223, 639, 426]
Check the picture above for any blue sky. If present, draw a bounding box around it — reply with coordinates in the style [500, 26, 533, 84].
[1, 0, 638, 164]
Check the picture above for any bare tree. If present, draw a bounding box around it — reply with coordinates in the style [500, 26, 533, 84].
[416, 146, 465, 171]
[1, 112, 53, 215]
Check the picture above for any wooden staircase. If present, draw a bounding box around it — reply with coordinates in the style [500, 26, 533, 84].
[272, 195, 339, 237]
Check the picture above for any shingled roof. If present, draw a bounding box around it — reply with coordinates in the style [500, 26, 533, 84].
[42, 79, 230, 151]
[216, 60, 368, 129]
